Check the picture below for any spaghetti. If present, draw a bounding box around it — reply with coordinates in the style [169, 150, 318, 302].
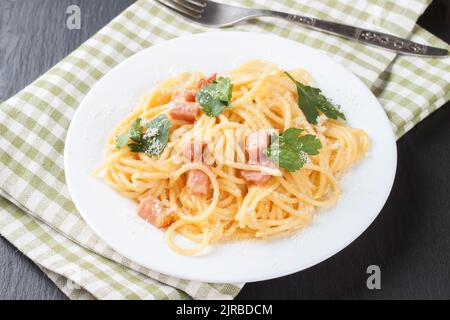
[96, 61, 370, 255]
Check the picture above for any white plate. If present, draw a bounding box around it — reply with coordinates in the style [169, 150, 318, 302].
[65, 32, 397, 283]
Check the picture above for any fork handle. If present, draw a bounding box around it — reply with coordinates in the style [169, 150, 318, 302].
[260, 10, 447, 57]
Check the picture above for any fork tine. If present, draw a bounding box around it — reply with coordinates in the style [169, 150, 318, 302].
[172, 0, 205, 13]
[156, 0, 202, 20]
[182, 0, 207, 8]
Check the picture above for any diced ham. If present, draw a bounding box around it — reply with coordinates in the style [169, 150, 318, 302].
[241, 170, 272, 185]
[208, 73, 218, 82]
[246, 129, 271, 165]
[169, 102, 200, 123]
[241, 129, 276, 186]
[169, 74, 218, 124]
[187, 170, 211, 196]
[183, 90, 197, 102]
[197, 73, 218, 89]
[183, 142, 207, 163]
[182, 143, 212, 196]
[197, 79, 208, 89]
[137, 195, 176, 228]
[173, 89, 196, 103]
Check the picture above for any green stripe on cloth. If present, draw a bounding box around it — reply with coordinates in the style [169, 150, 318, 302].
[373, 27, 450, 137]
[0, 195, 238, 299]
[0, 0, 448, 299]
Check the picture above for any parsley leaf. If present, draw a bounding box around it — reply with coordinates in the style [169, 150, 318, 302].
[294, 134, 322, 156]
[116, 133, 130, 149]
[116, 115, 172, 157]
[196, 76, 233, 117]
[265, 128, 322, 172]
[115, 118, 142, 148]
[285, 72, 345, 124]
[129, 118, 142, 142]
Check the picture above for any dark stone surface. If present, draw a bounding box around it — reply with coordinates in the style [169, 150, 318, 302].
[0, 0, 449, 300]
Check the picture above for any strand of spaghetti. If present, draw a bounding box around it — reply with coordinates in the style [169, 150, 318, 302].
[222, 162, 282, 176]
[244, 182, 281, 229]
[256, 215, 312, 238]
[130, 172, 171, 180]
[210, 166, 246, 184]
[166, 220, 210, 255]
[93, 149, 128, 176]
[170, 163, 220, 223]
[276, 172, 340, 207]
[230, 73, 269, 108]
[267, 194, 300, 215]
[278, 93, 292, 130]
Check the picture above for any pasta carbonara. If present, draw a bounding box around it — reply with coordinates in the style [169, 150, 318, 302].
[96, 60, 369, 256]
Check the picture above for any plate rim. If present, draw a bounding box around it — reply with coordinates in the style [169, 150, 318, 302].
[64, 31, 398, 283]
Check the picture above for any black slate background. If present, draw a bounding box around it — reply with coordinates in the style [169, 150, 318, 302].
[0, 0, 449, 300]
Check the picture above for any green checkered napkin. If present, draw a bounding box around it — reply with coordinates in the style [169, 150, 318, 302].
[0, 0, 449, 299]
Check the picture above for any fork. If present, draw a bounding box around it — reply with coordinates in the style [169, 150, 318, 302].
[156, 0, 448, 57]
